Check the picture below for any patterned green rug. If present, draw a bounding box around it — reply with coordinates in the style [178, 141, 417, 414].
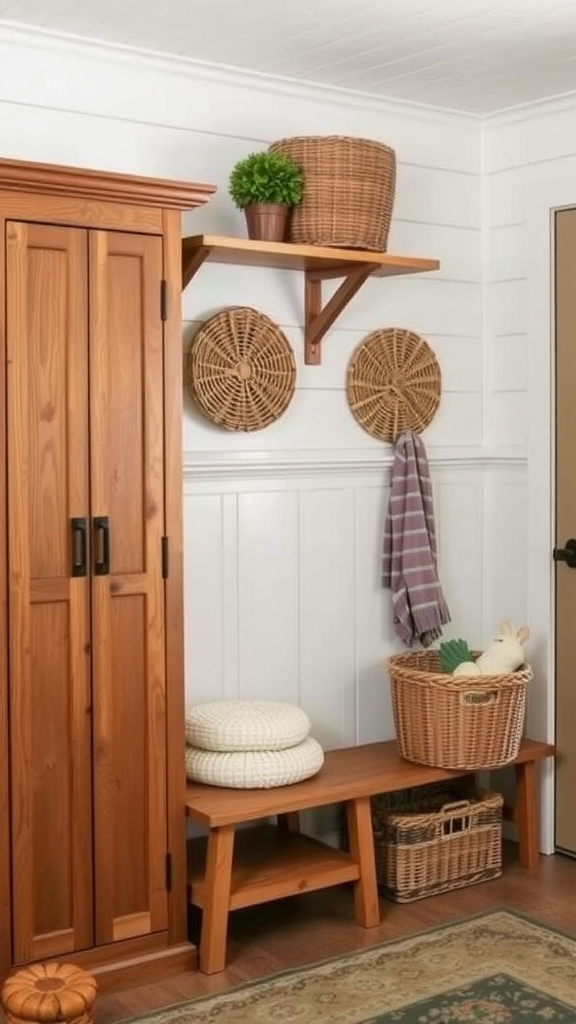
[128, 911, 576, 1024]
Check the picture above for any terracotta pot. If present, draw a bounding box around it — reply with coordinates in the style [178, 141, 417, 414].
[244, 203, 289, 242]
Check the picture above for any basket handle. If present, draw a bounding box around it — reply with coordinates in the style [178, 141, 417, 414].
[439, 800, 472, 815]
[440, 800, 473, 836]
[461, 689, 498, 705]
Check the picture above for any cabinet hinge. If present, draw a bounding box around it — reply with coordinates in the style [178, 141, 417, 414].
[165, 852, 172, 892]
[161, 536, 169, 579]
[160, 279, 168, 321]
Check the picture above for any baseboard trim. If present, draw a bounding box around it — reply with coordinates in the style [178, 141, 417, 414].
[89, 942, 197, 993]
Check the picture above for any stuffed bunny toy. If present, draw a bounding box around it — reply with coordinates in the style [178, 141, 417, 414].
[452, 620, 530, 677]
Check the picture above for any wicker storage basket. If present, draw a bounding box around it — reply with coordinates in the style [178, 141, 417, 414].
[387, 650, 531, 770]
[373, 789, 503, 903]
[339, 779, 467, 853]
[269, 136, 396, 251]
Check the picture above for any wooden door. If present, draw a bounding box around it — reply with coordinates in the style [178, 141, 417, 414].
[89, 231, 169, 943]
[6, 222, 93, 962]
[554, 208, 576, 855]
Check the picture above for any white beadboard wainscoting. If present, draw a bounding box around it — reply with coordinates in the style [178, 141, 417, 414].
[183, 449, 529, 745]
[183, 448, 530, 844]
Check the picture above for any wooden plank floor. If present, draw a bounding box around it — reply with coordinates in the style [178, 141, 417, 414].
[94, 845, 576, 1023]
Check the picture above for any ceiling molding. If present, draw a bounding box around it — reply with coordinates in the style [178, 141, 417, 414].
[483, 90, 576, 126]
[0, 21, 479, 127]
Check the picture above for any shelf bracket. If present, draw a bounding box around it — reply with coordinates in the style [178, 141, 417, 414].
[182, 243, 212, 289]
[304, 265, 376, 365]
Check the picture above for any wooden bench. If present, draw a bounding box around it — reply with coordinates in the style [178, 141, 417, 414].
[185, 736, 554, 974]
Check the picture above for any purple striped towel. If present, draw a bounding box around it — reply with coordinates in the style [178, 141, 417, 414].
[382, 431, 451, 647]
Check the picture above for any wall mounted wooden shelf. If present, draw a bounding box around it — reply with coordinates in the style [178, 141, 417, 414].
[181, 234, 440, 365]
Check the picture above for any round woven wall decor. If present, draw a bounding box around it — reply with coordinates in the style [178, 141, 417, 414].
[346, 327, 441, 443]
[187, 307, 296, 432]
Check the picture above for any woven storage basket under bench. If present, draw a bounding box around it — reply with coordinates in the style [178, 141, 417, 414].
[372, 786, 504, 902]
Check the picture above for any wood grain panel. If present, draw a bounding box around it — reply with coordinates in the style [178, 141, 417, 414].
[6, 221, 93, 963]
[187, 826, 360, 911]
[181, 235, 439, 288]
[185, 737, 554, 828]
[89, 230, 168, 945]
[109, 597, 147, 928]
[162, 208, 188, 945]
[0, 192, 163, 233]
[554, 208, 576, 855]
[0, 158, 207, 981]
[0, 156, 215, 210]
[0, 215, 10, 981]
[26, 933, 196, 994]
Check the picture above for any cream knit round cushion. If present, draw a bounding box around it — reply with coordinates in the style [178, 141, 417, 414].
[185, 737, 325, 789]
[185, 700, 311, 752]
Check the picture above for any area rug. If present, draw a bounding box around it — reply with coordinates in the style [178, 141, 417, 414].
[129, 911, 576, 1024]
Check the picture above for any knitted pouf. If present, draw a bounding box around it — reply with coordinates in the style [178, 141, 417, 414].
[185, 736, 325, 788]
[185, 699, 311, 752]
[1, 962, 97, 1024]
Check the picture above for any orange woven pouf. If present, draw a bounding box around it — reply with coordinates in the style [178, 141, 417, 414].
[1, 963, 97, 1024]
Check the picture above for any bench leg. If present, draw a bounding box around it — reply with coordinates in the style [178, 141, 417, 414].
[345, 796, 380, 928]
[277, 811, 301, 833]
[199, 824, 235, 973]
[515, 759, 540, 869]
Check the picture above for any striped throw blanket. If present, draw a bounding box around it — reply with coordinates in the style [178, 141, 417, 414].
[382, 431, 451, 647]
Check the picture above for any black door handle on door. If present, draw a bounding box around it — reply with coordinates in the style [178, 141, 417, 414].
[71, 517, 88, 577]
[93, 516, 110, 575]
[553, 538, 576, 568]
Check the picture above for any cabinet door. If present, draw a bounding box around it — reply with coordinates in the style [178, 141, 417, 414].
[6, 222, 93, 962]
[89, 231, 168, 943]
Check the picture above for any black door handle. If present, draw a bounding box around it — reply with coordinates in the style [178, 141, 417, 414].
[71, 517, 88, 577]
[93, 516, 110, 575]
[553, 538, 576, 568]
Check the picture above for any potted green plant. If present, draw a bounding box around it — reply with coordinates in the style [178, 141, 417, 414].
[228, 150, 304, 243]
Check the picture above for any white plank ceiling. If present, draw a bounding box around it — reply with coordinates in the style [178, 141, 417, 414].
[1, 0, 576, 115]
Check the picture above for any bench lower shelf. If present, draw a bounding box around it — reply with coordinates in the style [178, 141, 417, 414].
[187, 823, 359, 911]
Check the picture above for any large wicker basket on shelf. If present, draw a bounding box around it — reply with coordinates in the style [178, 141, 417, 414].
[387, 650, 531, 771]
[269, 135, 396, 251]
[373, 788, 503, 902]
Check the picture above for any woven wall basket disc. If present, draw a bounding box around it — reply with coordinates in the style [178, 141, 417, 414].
[187, 306, 296, 432]
[346, 327, 441, 443]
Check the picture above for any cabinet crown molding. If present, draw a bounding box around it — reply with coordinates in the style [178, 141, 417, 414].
[0, 156, 216, 210]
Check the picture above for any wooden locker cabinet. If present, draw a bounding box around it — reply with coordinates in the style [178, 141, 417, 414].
[0, 158, 214, 987]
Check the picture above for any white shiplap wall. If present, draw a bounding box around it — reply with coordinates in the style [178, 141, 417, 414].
[484, 101, 576, 456]
[482, 103, 576, 848]
[0, 25, 532, 781]
[484, 104, 576, 716]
